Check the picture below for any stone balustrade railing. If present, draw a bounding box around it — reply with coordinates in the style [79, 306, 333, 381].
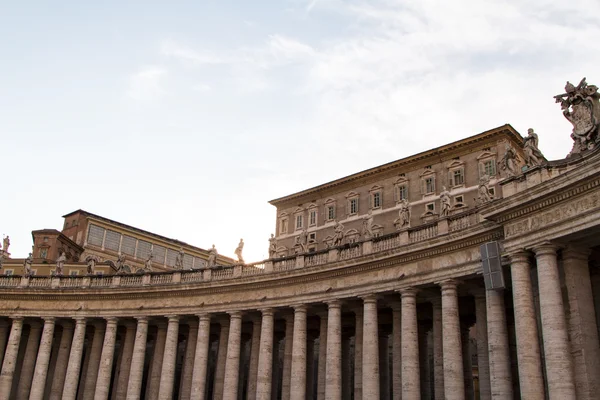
[0, 209, 483, 290]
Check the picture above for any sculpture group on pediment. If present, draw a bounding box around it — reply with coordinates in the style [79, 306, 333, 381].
[268, 234, 277, 258]
[361, 210, 374, 239]
[440, 187, 451, 217]
[498, 144, 520, 178]
[476, 175, 494, 205]
[235, 239, 245, 263]
[23, 253, 33, 277]
[56, 251, 66, 276]
[394, 199, 411, 230]
[207, 245, 218, 269]
[523, 128, 545, 168]
[554, 78, 600, 155]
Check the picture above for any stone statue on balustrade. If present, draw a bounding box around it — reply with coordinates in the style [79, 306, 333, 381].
[522, 128, 545, 168]
[85, 255, 99, 275]
[294, 230, 309, 254]
[207, 245, 218, 269]
[235, 239, 245, 263]
[362, 210, 374, 239]
[440, 187, 451, 217]
[56, 251, 66, 276]
[499, 144, 519, 178]
[554, 78, 600, 155]
[2, 236, 10, 254]
[143, 254, 153, 273]
[476, 175, 494, 205]
[268, 234, 277, 258]
[332, 221, 345, 247]
[175, 248, 185, 269]
[394, 199, 411, 230]
[24, 253, 33, 277]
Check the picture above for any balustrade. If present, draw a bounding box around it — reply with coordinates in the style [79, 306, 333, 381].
[305, 251, 328, 267]
[181, 271, 204, 283]
[372, 233, 401, 252]
[150, 274, 172, 285]
[409, 223, 438, 243]
[339, 244, 362, 260]
[273, 257, 296, 271]
[448, 211, 475, 232]
[212, 268, 234, 280]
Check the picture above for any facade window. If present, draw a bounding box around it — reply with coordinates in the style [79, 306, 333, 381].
[43, 236, 49, 243]
[455, 195, 464, 205]
[422, 176, 435, 194]
[295, 215, 303, 230]
[309, 210, 317, 226]
[370, 191, 382, 209]
[39, 248, 48, 259]
[327, 205, 336, 221]
[426, 203, 435, 212]
[280, 218, 288, 234]
[449, 169, 464, 186]
[489, 187, 495, 197]
[397, 185, 408, 201]
[70, 270, 79, 276]
[4, 270, 13, 276]
[87, 224, 105, 247]
[309, 232, 317, 242]
[481, 160, 496, 177]
[349, 198, 359, 215]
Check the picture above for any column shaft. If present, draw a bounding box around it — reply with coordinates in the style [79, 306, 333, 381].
[379, 334, 390, 400]
[29, 317, 56, 400]
[16, 321, 43, 400]
[179, 322, 198, 400]
[146, 323, 167, 400]
[213, 321, 230, 400]
[354, 309, 364, 400]
[158, 316, 180, 400]
[126, 317, 148, 400]
[474, 294, 491, 400]
[256, 309, 274, 400]
[115, 324, 136, 399]
[83, 324, 106, 400]
[401, 289, 420, 399]
[325, 301, 342, 400]
[509, 252, 544, 400]
[362, 297, 380, 399]
[342, 336, 352, 400]
[0, 320, 10, 369]
[440, 280, 464, 400]
[282, 316, 294, 400]
[391, 305, 401, 400]
[0, 317, 23, 399]
[432, 299, 444, 400]
[534, 244, 576, 399]
[191, 314, 211, 400]
[486, 289, 513, 399]
[419, 328, 431, 400]
[247, 318, 261, 400]
[316, 315, 327, 400]
[94, 318, 118, 400]
[290, 306, 307, 400]
[223, 312, 243, 400]
[461, 326, 473, 400]
[306, 337, 315, 400]
[50, 322, 74, 400]
[62, 318, 87, 400]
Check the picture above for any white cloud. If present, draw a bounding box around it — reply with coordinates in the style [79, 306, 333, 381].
[126, 66, 167, 101]
[160, 39, 224, 65]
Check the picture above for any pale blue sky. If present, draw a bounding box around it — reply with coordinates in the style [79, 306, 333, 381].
[2, 0, 600, 262]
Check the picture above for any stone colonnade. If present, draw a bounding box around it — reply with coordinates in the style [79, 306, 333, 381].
[0, 244, 598, 399]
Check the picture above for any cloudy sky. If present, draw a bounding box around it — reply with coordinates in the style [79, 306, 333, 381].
[2, 0, 600, 262]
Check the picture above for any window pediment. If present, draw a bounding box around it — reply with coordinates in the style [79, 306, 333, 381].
[324, 198, 336, 205]
[293, 207, 304, 214]
[307, 203, 318, 209]
[477, 151, 496, 160]
[346, 191, 359, 199]
[394, 176, 409, 185]
[420, 169, 436, 177]
[369, 185, 383, 193]
[447, 160, 464, 169]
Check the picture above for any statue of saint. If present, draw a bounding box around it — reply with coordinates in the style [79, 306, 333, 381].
[86, 255, 98, 275]
[440, 187, 451, 217]
[477, 175, 494, 204]
[207, 245, 218, 269]
[144, 254, 153, 273]
[362, 210, 374, 239]
[268, 234, 277, 258]
[24, 253, 33, 277]
[2, 236, 9, 253]
[332, 221, 345, 247]
[116, 252, 126, 272]
[175, 248, 185, 269]
[56, 251, 66, 276]
[398, 199, 411, 228]
[523, 128, 544, 167]
[499, 144, 519, 177]
[234, 239, 245, 263]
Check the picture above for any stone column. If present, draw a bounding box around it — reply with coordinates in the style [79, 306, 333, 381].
[115, 322, 136, 399]
[509, 251, 544, 400]
[316, 314, 327, 400]
[282, 315, 294, 400]
[271, 333, 282, 400]
[419, 326, 432, 400]
[94, 317, 118, 400]
[49, 321, 75, 400]
[146, 322, 167, 400]
[431, 298, 444, 400]
[16, 320, 43, 399]
[563, 246, 600, 400]
[379, 333, 390, 400]
[354, 308, 364, 400]
[247, 317, 261, 400]
[440, 280, 464, 400]
[391, 303, 401, 400]
[0, 317, 23, 399]
[214, 319, 230, 400]
[126, 317, 148, 400]
[400, 288, 420, 399]
[62, 318, 86, 400]
[533, 243, 576, 399]
[460, 324, 473, 400]
[486, 289, 512, 399]
[362, 295, 380, 400]
[325, 300, 342, 400]
[342, 336, 352, 400]
[223, 312, 243, 400]
[180, 320, 198, 400]
[290, 305, 307, 400]
[473, 293, 491, 400]
[191, 314, 211, 400]
[158, 315, 180, 400]
[29, 317, 56, 400]
[0, 320, 11, 378]
[256, 308, 274, 400]
[83, 322, 106, 400]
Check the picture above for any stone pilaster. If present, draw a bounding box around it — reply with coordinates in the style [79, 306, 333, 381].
[440, 280, 464, 400]
[49, 321, 74, 400]
[533, 243, 576, 399]
[290, 305, 307, 400]
[354, 308, 364, 400]
[0, 317, 23, 399]
[431, 298, 444, 400]
[362, 295, 380, 400]
[213, 319, 230, 400]
[94, 317, 118, 400]
[83, 322, 106, 400]
[115, 322, 136, 400]
[563, 246, 600, 400]
[379, 333, 390, 400]
[486, 289, 512, 399]
[401, 288, 420, 399]
[29, 317, 56, 400]
[17, 320, 43, 400]
[158, 315, 180, 400]
[247, 317, 261, 400]
[316, 313, 327, 400]
[391, 303, 401, 400]
[179, 320, 198, 400]
[282, 314, 294, 400]
[509, 251, 544, 400]
[325, 300, 342, 400]
[126, 317, 148, 400]
[62, 318, 86, 400]
[473, 293, 491, 400]
[146, 321, 167, 400]
[191, 314, 212, 400]
[256, 308, 274, 400]
[223, 312, 243, 400]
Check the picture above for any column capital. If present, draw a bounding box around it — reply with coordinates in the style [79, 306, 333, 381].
[165, 315, 180, 323]
[292, 304, 308, 313]
[532, 241, 560, 257]
[326, 299, 343, 308]
[508, 250, 531, 264]
[260, 308, 275, 317]
[562, 245, 591, 261]
[105, 316, 119, 325]
[361, 294, 380, 303]
[74, 317, 86, 325]
[196, 312, 212, 321]
[42, 316, 56, 323]
[398, 287, 419, 298]
[10, 316, 23, 323]
[229, 311, 244, 319]
[135, 316, 149, 323]
[438, 279, 461, 291]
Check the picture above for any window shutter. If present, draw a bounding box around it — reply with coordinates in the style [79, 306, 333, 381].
[479, 162, 485, 177]
[368, 194, 372, 208]
[394, 186, 398, 202]
[431, 176, 436, 193]
[421, 179, 425, 194]
[448, 170, 454, 187]
[380, 191, 383, 207]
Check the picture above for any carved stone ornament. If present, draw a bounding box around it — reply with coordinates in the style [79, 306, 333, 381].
[554, 77, 600, 155]
[175, 248, 185, 269]
[498, 144, 519, 177]
[332, 221, 345, 247]
[23, 253, 33, 277]
[476, 175, 494, 205]
[85, 255, 99, 275]
[440, 187, 451, 217]
[207, 244, 218, 269]
[56, 251, 66, 276]
[394, 199, 411, 230]
[234, 239, 245, 263]
[361, 210, 375, 239]
[268, 234, 277, 258]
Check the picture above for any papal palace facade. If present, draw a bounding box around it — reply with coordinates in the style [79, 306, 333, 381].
[0, 79, 600, 400]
